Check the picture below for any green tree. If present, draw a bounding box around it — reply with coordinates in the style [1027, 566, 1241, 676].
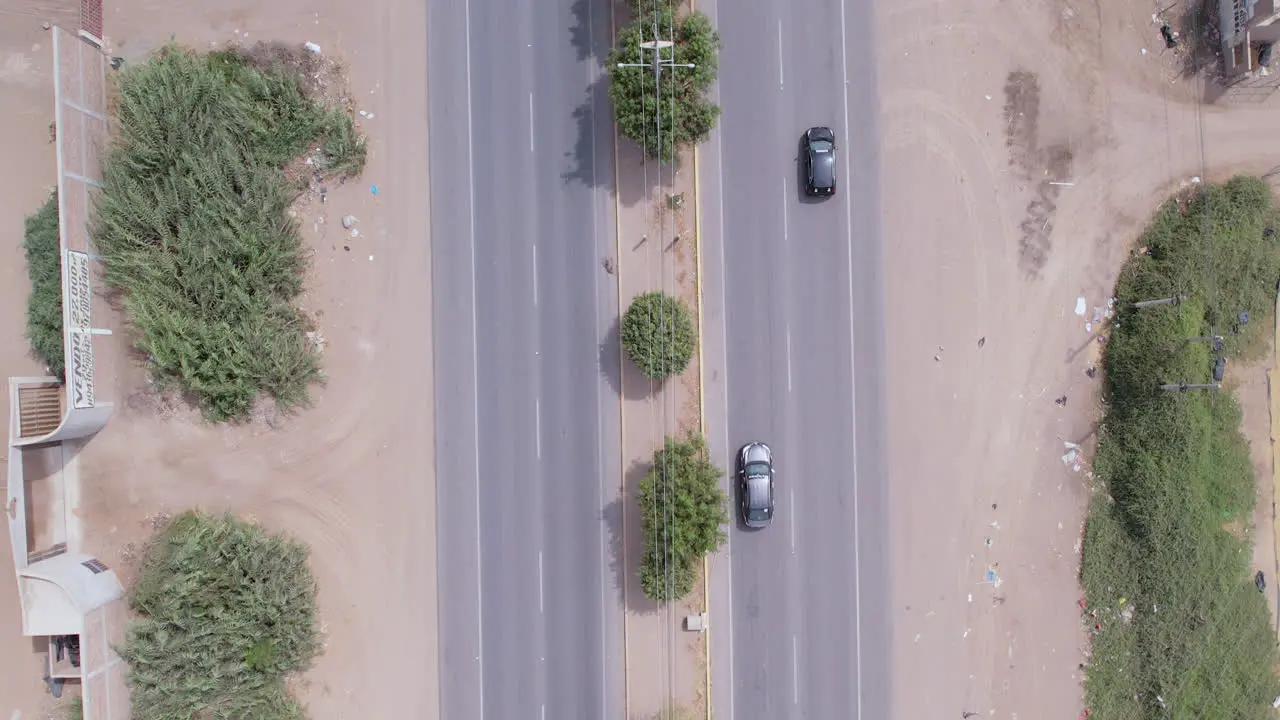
[638, 434, 728, 603]
[23, 193, 65, 379]
[607, 7, 722, 161]
[621, 291, 698, 381]
[121, 511, 320, 720]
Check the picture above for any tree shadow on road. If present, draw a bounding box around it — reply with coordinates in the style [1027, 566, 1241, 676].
[563, 75, 615, 190]
[600, 316, 624, 397]
[604, 459, 663, 616]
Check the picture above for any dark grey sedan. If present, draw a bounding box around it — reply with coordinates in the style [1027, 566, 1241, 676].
[803, 126, 837, 197]
[738, 442, 775, 529]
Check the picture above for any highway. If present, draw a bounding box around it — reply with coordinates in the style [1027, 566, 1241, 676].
[700, 0, 893, 717]
[426, 0, 624, 718]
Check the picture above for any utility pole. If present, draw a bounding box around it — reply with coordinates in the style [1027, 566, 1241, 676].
[1160, 382, 1221, 392]
[1133, 295, 1189, 309]
[615, 38, 696, 164]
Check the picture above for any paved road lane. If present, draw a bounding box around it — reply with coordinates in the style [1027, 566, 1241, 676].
[705, 0, 892, 716]
[429, 0, 624, 717]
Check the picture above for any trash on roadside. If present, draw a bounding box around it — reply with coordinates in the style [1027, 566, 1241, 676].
[1075, 297, 1087, 316]
[984, 567, 1002, 588]
[370, 185, 380, 196]
[342, 215, 359, 229]
[1062, 441, 1083, 472]
[304, 41, 322, 54]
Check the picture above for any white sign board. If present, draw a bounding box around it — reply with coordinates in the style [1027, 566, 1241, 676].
[66, 250, 95, 409]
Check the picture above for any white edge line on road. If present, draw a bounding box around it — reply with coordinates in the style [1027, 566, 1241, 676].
[713, 95, 736, 720]
[785, 326, 793, 393]
[529, 92, 535, 153]
[792, 635, 800, 705]
[777, 20, 784, 89]
[781, 176, 789, 242]
[463, 0, 485, 716]
[535, 399, 542, 458]
[532, 243, 539, 306]
[837, 0, 865, 717]
[789, 485, 796, 552]
[539, 551, 545, 614]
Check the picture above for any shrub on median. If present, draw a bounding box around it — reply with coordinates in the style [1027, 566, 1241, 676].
[121, 510, 320, 720]
[621, 291, 698, 381]
[1080, 176, 1280, 718]
[607, 6, 721, 161]
[23, 192, 65, 379]
[638, 434, 728, 603]
[92, 44, 367, 422]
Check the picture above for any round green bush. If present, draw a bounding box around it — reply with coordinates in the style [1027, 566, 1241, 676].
[621, 291, 697, 380]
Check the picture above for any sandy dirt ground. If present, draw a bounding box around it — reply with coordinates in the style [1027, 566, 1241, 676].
[0, 0, 439, 717]
[0, 9, 78, 720]
[1240, 353, 1279, 637]
[879, 0, 1280, 716]
[0, 3, 81, 719]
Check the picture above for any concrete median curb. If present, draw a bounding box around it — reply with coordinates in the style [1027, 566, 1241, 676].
[688, 0, 714, 715]
[692, 141, 714, 720]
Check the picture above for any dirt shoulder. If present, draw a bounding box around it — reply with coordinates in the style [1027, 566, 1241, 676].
[0, 4, 79, 718]
[60, 0, 439, 716]
[879, 0, 1280, 715]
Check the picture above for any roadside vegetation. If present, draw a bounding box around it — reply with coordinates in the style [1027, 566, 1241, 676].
[638, 434, 728, 603]
[1081, 176, 1280, 718]
[23, 192, 65, 379]
[92, 43, 367, 422]
[59, 694, 83, 720]
[649, 704, 697, 720]
[121, 511, 320, 720]
[621, 291, 698, 381]
[607, 4, 721, 161]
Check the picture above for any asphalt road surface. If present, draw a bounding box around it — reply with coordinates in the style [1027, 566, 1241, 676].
[702, 0, 893, 716]
[427, 0, 624, 718]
